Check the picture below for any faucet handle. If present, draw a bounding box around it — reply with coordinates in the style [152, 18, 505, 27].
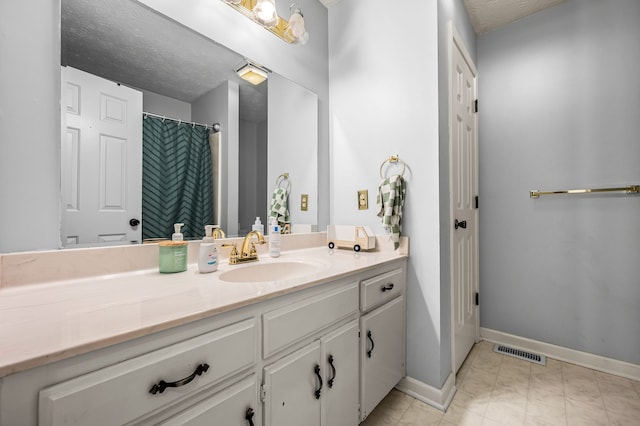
[221, 243, 239, 263]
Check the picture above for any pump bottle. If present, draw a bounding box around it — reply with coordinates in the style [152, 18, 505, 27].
[198, 225, 218, 273]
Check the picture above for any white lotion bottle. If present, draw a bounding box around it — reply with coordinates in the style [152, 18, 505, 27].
[268, 218, 281, 258]
[198, 225, 218, 273]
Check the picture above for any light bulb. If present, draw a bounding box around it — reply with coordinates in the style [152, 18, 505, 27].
[254, 0, 279, 28]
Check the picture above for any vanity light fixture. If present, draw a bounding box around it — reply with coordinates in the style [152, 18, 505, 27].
[236, 62, 269, 85]
[221, 0, 308, 45]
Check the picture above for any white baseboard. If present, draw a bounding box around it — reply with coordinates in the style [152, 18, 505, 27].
[480, 327, 640, 381]
[395, 373, 456, 412]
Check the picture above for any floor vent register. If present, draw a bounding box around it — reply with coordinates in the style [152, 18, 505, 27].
[493, 344, 546, 366]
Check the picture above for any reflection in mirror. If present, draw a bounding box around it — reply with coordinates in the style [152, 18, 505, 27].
[60, 0, 317, 247]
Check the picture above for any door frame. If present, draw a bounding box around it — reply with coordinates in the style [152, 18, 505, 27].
[448, 21, 480, 379]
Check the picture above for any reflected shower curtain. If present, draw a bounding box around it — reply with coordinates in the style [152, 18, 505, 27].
[142, 116, 213, 240]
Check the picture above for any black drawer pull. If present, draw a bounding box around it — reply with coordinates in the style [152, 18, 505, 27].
[149, 363, 210, 395]
[327, 355, 336, 388]
[314, 364, 323, 399]
[245, 407, 255, 426]
[381, 283, 394, 292]
[366, 331, 375, 358]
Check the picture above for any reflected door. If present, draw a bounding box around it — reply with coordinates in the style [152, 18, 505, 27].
[61, 66, 142, 246]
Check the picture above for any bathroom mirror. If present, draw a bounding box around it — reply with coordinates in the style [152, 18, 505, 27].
[60, 0, 318, 246]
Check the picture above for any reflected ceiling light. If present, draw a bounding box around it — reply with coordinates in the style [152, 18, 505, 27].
[253, 0, 279, 28]
[286, 3, 308, 45]
[236, 62, 269, 85]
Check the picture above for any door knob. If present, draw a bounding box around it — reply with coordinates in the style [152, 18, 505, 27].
[129, 218, 140, 227]
[454, 219, 467, 230]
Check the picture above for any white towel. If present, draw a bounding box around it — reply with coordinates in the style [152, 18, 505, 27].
[376, 174, 406, 250]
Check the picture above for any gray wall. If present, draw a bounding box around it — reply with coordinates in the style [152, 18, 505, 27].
[478, 0, 640, 364]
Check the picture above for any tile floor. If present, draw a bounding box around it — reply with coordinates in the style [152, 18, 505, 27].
[361, 341, 640, 426]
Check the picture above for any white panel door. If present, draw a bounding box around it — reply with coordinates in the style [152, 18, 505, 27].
[360, 297, 405, 421]
[320, 321, 359, 426]
[263, 341, 321, 426]
[61, 66, 142, 246]
[450, 26, 479, 373]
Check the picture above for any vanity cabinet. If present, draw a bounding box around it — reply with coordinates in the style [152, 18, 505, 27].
[359, 268, 406, 421]
[0, 258, 407, 426]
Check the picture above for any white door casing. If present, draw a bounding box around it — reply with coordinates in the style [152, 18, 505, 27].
[61, 66, 142, 246]
[449, 23, 479, 374]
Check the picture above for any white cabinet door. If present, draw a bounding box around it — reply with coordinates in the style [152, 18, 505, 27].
[159, 375, 259, 426]
[321, 320, 359, 426]
[360, 297, 405, 421]
[263, 341, 321, 426]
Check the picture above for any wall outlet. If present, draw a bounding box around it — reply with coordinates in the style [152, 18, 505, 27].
[358, 190, 368, 210]
[301, 194, 308, 211]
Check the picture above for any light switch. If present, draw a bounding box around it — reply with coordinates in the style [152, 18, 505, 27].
[301, 194, 308, 211]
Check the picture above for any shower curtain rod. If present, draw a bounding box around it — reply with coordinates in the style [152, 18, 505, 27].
[143, 112, 220, 132]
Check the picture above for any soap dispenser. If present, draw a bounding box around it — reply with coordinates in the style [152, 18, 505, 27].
[252, 217, 264, 234]
[158, 223, 188, 273]
[198, 225, 218, 273]
[172, 223, 185, 241]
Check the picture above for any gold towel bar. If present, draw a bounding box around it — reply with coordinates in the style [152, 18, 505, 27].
[530, 185, 640, 198]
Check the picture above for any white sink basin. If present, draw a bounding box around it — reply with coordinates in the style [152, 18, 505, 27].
[219, 259, 328, 283]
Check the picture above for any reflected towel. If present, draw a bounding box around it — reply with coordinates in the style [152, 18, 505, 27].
[377, 174, 406, 250]
[269, 187, 290, 223]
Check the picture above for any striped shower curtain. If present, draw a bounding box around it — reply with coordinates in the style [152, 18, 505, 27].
[142, 116, 214, 240]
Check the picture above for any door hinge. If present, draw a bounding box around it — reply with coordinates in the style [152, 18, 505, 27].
[473, 99, 478, 113]
[260, 383, 267, 403]
[475, 195, 479, 209]
[475, 292, 479, 306]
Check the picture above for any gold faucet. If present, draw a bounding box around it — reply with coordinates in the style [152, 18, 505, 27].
[212, 227, 225, 239]
[222, 230, 266, 265]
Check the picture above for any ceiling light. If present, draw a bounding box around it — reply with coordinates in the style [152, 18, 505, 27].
[253, 0, 279, 28]
[286, 3, 308, 45]
[236, 62, 269, 85]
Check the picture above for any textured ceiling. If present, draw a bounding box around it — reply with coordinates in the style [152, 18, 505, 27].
[463, 0, 567, 34]
[319, 0, 566, 35]
[62, 0, 267, 123]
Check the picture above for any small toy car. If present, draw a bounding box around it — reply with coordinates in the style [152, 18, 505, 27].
[327, 225, 376, 252]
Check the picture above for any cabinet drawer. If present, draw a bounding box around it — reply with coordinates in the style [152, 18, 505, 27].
[159, 374, 259, 426]
[360, 268, 404, 312]
[38, 318, 256, 426]
[263, 282, 358, 358]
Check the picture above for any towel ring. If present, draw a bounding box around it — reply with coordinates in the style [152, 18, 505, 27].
[379, 155, 406, 179]
[276, 173, 291, 191]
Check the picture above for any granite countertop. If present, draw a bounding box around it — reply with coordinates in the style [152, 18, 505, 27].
[0, 243, 407, 378]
